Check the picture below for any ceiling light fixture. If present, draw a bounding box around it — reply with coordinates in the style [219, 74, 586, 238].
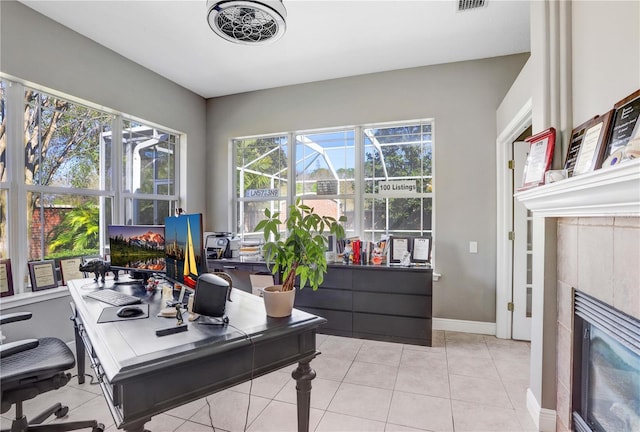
[206, 0, 287, 45]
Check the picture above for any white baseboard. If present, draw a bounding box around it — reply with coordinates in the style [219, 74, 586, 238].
[527, 388, 557, 432]
[432, 318, 496, 335]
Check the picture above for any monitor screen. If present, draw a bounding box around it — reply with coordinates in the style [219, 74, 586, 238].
[108, 225, 166, 273]
[164, 213, 204, 288]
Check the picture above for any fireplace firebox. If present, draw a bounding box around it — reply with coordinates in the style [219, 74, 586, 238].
[572, 290, 640, 432]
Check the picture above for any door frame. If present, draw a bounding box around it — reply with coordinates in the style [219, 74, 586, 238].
[495, 99, 532, 340]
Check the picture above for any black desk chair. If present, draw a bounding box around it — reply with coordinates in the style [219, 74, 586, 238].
[0, 312, 104, 432]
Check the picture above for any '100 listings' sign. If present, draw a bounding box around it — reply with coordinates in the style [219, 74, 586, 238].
[377, 180, 418, 196]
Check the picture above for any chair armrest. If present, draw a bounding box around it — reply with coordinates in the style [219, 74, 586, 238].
[0, 339, 39, 358]
[0, 312, 33, 325]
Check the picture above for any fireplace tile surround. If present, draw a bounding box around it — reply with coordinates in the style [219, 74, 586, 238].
[556, 216, 640, 431]
[515, 160, 640, 432]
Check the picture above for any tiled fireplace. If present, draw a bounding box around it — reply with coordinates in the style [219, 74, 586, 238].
[516, 159, 640, 432]
[557, 216, 640, 431]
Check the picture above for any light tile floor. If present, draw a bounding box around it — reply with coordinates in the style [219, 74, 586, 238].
[1, 331, 537, 432]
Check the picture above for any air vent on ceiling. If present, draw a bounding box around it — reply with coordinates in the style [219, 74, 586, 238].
[458, 0, 486, 11]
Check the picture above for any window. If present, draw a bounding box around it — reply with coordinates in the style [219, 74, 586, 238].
[235, 135, 288, 242]
[363, 122, 433, 242]
[233, 120, 434, 246]
[0, 77, 181, 293]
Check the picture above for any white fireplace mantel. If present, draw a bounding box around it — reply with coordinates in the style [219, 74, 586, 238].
[515, 159, 640, 217]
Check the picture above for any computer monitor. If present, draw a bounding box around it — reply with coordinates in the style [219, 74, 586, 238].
[108, 225, 166, 281]
[164, 213, 205, 289]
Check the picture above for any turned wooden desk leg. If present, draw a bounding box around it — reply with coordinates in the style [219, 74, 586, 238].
[292, 357, 317, 432]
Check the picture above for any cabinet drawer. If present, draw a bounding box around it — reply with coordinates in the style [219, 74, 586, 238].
[295, 287, 352, 311]
[353, 312, 430, 340]
[297, 306, 352, 333]
[318, 267, 352, 289]
[353, 292, 430, 318]
[352, 269, 430, 295]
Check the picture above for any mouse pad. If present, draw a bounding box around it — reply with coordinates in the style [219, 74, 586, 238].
[97, 304, 149, 323]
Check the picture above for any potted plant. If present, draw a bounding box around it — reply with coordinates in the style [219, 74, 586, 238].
[255, 198, 346, 317]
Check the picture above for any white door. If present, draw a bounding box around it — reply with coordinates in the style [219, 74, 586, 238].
[512, 141, 532, 341]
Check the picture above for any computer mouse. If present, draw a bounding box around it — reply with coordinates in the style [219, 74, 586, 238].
[116, 306, 144, 318]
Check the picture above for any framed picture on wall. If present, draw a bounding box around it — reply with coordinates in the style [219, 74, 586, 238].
[0, 259, 14, 297]
[28, 260, 58, 291]
[519, 128, 556, 190]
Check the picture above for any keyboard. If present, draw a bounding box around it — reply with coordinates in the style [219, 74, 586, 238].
[85, 289, 142, 307]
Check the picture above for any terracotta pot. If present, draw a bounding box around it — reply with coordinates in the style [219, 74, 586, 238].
[262, 285, 295, 317]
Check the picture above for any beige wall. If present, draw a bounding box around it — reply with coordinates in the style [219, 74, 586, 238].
[206, 54, 529, 323]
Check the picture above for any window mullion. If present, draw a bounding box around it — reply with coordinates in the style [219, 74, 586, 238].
[7, 82, 28, 291]
[112, 117, 123, 224]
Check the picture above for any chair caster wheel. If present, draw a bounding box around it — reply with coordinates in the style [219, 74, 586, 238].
[54, 405, 69, 418]
[92, 423, 105, 432]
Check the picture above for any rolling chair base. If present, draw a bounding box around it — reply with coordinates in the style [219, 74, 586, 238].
[1, 402, 104, 432]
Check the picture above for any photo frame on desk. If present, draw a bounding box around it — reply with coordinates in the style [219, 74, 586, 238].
[602, 89, 640, 168]
[59, 257, 85, 285]
[519, 128, 556, 190]
[0, 259, 14, 297]
[28, 260, 58, 291]
[411, 237, 431, 263]
[389, 237, 410, 263]
[565, 111, 613, 176]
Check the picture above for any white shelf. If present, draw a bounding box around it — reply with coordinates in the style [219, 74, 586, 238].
[515, 159, 640, 217]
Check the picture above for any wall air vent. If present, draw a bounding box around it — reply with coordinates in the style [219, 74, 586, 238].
[458, 0, 486, 11]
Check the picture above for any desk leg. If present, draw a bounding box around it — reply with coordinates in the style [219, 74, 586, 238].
[292, 357, 317, 432]
[73, 320, 86, 385]
[123, 419, 151, 432]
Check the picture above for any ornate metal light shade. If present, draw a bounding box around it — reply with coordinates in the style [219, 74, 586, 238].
[206, 0, 287, 45]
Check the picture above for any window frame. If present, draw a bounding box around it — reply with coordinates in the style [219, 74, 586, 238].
[232, 119, 435, 255]
[0, 77, 182, 294]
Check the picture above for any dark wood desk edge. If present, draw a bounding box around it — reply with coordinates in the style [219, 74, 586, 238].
[68, 279, 325, 432]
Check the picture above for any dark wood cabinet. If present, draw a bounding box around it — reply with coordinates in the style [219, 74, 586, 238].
[207, 259, 433, 346]
[296, 264, 433, 346]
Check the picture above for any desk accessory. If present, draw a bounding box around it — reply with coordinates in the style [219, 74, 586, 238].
[97, 304, 149, 323]
[155, 323, 188, 336]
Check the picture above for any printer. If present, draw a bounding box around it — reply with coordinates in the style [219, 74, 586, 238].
[205, 232, 240, 259]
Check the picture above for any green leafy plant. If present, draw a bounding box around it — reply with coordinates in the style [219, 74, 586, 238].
[255, 199, 346, 292]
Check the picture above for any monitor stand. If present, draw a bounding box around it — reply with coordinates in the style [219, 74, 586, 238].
[113, 271, 149, 287]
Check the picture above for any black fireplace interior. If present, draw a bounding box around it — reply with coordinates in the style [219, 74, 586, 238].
[572, 290, 640, 432]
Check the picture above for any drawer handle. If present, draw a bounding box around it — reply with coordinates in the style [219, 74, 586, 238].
[223, 266, 237, 269]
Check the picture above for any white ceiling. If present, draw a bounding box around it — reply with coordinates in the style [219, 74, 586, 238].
[19, 0, 530, 98]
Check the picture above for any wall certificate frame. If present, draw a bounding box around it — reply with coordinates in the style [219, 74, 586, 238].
[520, 128, 556, 190]
[59, 257, 85, 285]
[565, 111, 613, 176]
[0, 259, 14, 297]
[28, 260, 58, 291]
[602, 89, 640, 167]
